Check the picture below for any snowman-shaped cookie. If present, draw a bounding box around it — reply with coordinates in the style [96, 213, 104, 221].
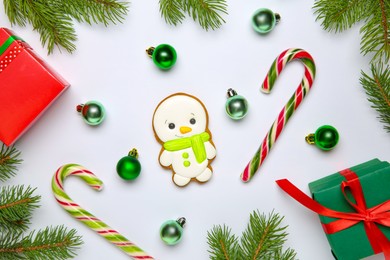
[153, 93, 216, 187]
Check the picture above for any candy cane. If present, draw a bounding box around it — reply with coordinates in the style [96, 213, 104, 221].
[52, 164, 154, 259]
[241, 48, 316, 182]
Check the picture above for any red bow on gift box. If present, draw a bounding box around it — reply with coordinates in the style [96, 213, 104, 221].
[276, 169, 390, 259]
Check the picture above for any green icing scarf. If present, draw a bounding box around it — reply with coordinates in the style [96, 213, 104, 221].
[163, 132, 210, 164]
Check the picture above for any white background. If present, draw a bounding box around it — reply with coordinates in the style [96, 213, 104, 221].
[1, 0, 389, 259]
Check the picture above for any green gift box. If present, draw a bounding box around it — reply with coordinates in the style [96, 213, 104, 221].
[308, 159, 390, 260]
[276, 158, 390, 260]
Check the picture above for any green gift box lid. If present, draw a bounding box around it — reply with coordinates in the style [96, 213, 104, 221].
[309, 158, 390, 260]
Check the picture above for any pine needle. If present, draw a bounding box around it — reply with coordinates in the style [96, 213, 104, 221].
[3, 0, 27, 26]
[207, 210, 297, 260]
[207, 225, 241, 260]
[2, 0, 129, 54]
[313, 0, 367, 32]
[241, 210, 289, 259]
[0, 145, 22, 182]
[360, 0, 390, 63]
[0, 226, 83, 259]
[184, 0, 228, 31]
[313, 0, 390, 63]
[160, 0, 186, 26]
[0, 185, 40, 232]
[58, 0, 129, 26]
[159, 0, 228, 30]
[264, 247, 297, 260]
[361, 63, 390, 132]
[0, 148, 83, 258]
[313, 0, 390, 134]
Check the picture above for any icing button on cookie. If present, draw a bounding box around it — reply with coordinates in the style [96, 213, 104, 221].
[153, 93, 217, 187]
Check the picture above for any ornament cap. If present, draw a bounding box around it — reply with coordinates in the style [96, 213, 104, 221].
[275, 13, 281, 24]
[176, 217, 186, 227]
[76, 104, 84, 113]
[305, 133, 315, 144]
[128, 148, 139, 159]
[146, 47, 155, 58]
[227, 88, 238, 98]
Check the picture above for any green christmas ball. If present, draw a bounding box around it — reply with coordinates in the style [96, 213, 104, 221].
[252, 8, 280, 34]
[151, 44, 177, 70]
[225, 89, 249, 120]
[314, 125, 339, 151]
[77, 101, 105, 126]
[160, 218, 186, 246]
[116, 149, 141, 180]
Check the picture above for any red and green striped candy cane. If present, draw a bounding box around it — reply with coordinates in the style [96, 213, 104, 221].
[241, 48, 316, 182]
[52, 164, 154, 259]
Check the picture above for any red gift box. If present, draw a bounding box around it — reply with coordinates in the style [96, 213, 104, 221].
[0, 28, 69, 146]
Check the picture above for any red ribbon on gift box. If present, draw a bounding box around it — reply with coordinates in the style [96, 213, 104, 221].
[276, 169, 390, 259]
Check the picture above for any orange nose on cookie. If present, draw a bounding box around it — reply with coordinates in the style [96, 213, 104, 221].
[180, 126, 192, 134]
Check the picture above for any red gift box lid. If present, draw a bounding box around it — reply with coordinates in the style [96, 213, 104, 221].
[0, 28, 69, 146]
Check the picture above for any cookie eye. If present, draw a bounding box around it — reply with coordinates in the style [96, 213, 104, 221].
[190, 118, 196, 125]
[168, 123, 175, 129]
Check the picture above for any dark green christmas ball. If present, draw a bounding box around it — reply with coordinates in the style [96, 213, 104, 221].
[116, 152, 141, 180]
[314, 125, 339, 151]
[152, 44, 177, 70]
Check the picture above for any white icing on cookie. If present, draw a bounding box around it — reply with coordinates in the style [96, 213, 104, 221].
[153, 93, 216, 187]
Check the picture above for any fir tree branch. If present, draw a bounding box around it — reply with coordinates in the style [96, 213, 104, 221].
[0, 226, 83, 259]
[207, 211, 296, 260]
[55, 0, 129, 26]
[313, 0, 390, 132]
[361, 63, 390, 132]
[5, 0, 77, 54]
[313, 0, 367, 32]
[264, 247, 297, 260]
[0, 145, 22, 182]
[159, 0, 186, 26]
[2, 0, 129, 54]
[313, 0, 390, 63]
[0, 185, 40, 232]
[240, 210, 288, 259]
[207, 225, 241, 260]
[3, 0, 27, 26]
[159, 0, 227, 30]
[184, 0, 228, 30]
[360, 0, 390, 63]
